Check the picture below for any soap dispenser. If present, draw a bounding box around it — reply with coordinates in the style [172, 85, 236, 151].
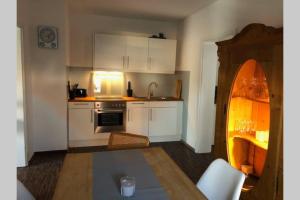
[127, 81, 133, 97]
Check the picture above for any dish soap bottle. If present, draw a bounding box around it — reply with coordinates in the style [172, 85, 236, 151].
[127, 81, 133, 97]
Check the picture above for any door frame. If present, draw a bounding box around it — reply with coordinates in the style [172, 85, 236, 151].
[195, 35, 233, 153]
[17, 26, 28, 167]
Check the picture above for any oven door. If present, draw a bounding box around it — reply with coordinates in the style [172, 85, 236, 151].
[94, 109, 126, 133]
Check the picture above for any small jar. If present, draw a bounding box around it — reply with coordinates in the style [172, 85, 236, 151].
[120, 176, 136, 197]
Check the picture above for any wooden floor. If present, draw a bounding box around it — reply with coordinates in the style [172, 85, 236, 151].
[17, 141, 214, 200]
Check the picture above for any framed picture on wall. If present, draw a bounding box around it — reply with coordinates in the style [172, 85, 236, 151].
[37, 25, 58, 49]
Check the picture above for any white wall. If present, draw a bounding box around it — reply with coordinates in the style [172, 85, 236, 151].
[17, 0, 68, 153]
[177, 0, 283, 152]
[69, 12, 178, 67]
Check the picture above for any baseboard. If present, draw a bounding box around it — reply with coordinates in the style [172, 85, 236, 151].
[211, 145, 215, 154]
[69, 139, 109, 147]
[180, 140, 196, 152]
[149, 135, 181, 142]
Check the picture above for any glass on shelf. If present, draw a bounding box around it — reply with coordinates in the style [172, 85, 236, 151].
[234, 119, 257, 135]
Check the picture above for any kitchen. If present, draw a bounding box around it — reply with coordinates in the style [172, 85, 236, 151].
[67, 31, 186, 147]
[15, 0, 284, 199]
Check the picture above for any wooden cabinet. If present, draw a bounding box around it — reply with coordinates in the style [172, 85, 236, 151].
[93, 33, 176, 73]
[93, 34, 126, 71]
[214, 24, 283, 200]
[126, 101, 182, 142]
[126, 102, 149, 136]
[148, 38, 177, 74]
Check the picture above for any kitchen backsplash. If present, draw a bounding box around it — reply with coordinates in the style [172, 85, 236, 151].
[68, 67, 94, 96]
[67, 67, 190, 98]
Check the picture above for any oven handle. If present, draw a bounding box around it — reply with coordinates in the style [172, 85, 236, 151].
[94, 109, 125, 113]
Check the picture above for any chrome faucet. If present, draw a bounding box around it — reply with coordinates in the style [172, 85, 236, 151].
[147, 82, 158, 99]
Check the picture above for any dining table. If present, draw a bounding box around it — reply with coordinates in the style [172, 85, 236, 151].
[52, 147, 207, 200]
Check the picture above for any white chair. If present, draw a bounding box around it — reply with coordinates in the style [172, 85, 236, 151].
[196, 158, 246, 200]
[17, 180, 35, 200]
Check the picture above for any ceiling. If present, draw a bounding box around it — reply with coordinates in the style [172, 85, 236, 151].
[69, 0, 219, 21]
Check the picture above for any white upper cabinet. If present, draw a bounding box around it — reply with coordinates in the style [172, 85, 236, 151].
[148, 38, 177, 74]
[93, 33, 177, 73]
[125, 36, 149, 72]
[93, 34, 126, 71]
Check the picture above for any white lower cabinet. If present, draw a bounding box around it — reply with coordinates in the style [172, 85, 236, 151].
[68, 101, 183, 147]
[149, 107, 177, 137]
[68, 102, 110, 147]
[126, 102, 149, 136]
[69, 108, 94, 141]
[126, 101, 183, 142]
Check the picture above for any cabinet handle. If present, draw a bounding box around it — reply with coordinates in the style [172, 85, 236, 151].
[150, 108, 152, 121]
[91, 109, 93, 123]
[122, 56, 125, 69]
[131, 102, 145, 105]
[74, 103, 89, 105]
[128, 109, 130, 122]
[148, 57, 152, 70]
[127, 56, 129, 69]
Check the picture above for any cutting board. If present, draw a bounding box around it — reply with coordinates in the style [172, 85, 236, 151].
[175, 80, 182, 99]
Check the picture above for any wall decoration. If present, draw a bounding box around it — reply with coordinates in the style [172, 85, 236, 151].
[38, 25, 58, 49]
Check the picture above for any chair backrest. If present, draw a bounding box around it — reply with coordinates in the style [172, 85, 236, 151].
[196, 158, 246, 200]
[17, 180, 35, 200]
[107, 132, 150, 150]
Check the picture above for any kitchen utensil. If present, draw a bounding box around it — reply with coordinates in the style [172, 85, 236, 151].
[175, 80, 182, 99]
[67, 81, 75, 99]
[72, 83, 79, 90]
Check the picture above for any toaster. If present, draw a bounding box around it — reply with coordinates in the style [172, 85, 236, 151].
[73, 88, 87, 97]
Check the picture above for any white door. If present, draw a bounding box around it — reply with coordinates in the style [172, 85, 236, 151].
[148, 38, 176, 73]
[126, 102, 149, 136]
[17, 27, 28, 167]
[197, 42, 219, 148]
[69, 109, 94, 141]
[149, 107, 177, 136]
[93, 34, 126, 70]
[125, 36, 148, 72]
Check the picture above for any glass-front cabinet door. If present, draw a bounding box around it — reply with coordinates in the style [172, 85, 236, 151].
[226, 59, 270, 188]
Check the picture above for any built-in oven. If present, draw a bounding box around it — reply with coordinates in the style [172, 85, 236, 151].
[94, 101, 126, 133]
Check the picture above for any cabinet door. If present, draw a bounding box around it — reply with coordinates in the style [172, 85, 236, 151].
[148, 38, 177, 73]
[69, 109, 94, 140]
[93, 34, 126, 70]
[125, 36, 148, 72]
[126, 106, 149, 136]
[149, 107, 177, 136]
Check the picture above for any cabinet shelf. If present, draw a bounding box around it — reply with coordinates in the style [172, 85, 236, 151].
[229, 131, 268, 150]
[231, 95, 269, 104]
